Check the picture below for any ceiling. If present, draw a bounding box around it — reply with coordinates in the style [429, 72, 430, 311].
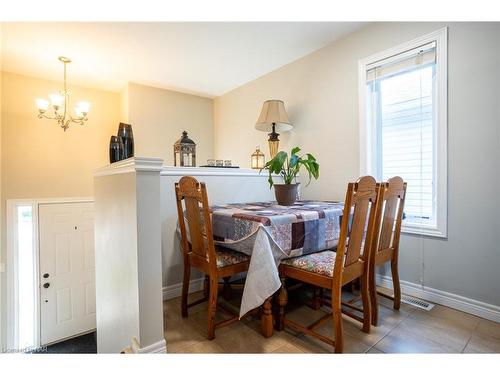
[1, 22, 366, 97]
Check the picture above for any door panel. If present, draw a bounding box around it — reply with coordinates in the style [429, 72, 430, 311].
[55, 233, 71, 275]
[39, 202, 95, 346]
[56, 288, 72, 323]
[83, 227, 95, 270]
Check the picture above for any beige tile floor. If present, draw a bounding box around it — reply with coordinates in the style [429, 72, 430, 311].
[163, 285, 500, 354]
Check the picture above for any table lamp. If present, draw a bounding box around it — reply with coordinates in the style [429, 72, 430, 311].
[255, 100, 293, 158]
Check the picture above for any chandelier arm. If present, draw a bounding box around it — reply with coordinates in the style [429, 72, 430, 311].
[38, 113, 59, 120]
[64, 117, 72, 129]
[69, 114, 89, 125]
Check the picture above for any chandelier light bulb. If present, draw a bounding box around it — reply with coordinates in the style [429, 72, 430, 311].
[76, 101, 90, 114]
[35, 98, 50, 112]
[49, 93, 64, 107]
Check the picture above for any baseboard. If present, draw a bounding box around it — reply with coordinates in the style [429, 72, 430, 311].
[130, 337, 167, 354]
[162, 277, 205, 301]
[376, 274, 500, 323]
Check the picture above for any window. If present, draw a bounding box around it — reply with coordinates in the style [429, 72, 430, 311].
[7, 202, 38, 351]
[359, 28, 447, 237]
[17, 205, 36, 350]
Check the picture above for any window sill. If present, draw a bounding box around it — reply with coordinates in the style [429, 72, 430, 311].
[402, 223, 447, 239]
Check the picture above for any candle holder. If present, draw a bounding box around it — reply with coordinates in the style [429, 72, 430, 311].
[251, 146, 265, 169]
[173, 131, 196, 167]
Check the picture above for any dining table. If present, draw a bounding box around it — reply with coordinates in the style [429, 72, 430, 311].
[210, 200, 345, 336]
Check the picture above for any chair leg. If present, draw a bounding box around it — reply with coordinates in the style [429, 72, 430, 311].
[207, 275, 219, 340]
[181, 260, 190, 318]
[276, 277, 288, 331]
[360, 274, 371, 333]
[370, 266, 379, 326]
[311, 287, 321, 310]
[332, 289, 343, 353]
[391, 259, 401, 310]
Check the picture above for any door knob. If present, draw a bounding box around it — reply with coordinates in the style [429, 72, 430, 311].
[43, 282, 50, 289]
[43, 273, 49, 279]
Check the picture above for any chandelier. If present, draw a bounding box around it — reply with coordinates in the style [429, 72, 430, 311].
[35, 56, 90, 131]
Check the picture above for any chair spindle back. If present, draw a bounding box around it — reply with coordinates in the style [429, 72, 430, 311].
[335, 176, 380, 272]
[374, 176, 407, 255]
[175, 176, 216, 263]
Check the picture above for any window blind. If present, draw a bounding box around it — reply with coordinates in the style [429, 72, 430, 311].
[366, 42, 436, 83]
[367, 46, 436, 225]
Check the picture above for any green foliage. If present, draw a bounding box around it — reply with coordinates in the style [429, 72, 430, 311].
[261, 147, 320, 188]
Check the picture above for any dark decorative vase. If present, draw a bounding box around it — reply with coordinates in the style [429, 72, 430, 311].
[117, 122, 134, 159]
[274, 183, 299, 206]
[109, 136, 124, 164]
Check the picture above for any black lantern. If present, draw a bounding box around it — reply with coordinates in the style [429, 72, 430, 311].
[174, 131, 196, 167]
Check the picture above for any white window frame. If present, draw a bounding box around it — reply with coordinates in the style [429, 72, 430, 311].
[358, 27, 448, 238]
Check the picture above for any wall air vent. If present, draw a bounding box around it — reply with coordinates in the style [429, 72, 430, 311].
[401, 294, 435, 311]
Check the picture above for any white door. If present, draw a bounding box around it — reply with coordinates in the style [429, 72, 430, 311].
[39, 202, 96, 345]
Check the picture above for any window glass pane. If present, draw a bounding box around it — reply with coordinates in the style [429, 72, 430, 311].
[17, 205, 36, 350]
[374, 64, 436, 225]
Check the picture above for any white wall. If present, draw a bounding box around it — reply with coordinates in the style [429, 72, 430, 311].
[94, 172, 140, 353]
[127, 82, 214, 167]
[94, 158, 165, 353]
[214, 22, 500, 309]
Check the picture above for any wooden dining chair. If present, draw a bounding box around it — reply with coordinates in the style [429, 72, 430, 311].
[175, 176, 250, 339]
[369, 176, 407, 326]
[277, 176, 380, 353]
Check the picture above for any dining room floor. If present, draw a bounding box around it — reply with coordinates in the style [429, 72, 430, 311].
[163, 284, 500, 354]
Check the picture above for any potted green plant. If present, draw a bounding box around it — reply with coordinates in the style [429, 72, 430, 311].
[261, 147, 319, 206]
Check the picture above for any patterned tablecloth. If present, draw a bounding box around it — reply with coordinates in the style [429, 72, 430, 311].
[211, 200, 344, 317]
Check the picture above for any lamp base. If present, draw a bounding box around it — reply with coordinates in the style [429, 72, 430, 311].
[268, 140, 279, 159]
[268, 124, 280, 159]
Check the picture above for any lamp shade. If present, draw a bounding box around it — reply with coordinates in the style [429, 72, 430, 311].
[255, 100, 293, 133]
